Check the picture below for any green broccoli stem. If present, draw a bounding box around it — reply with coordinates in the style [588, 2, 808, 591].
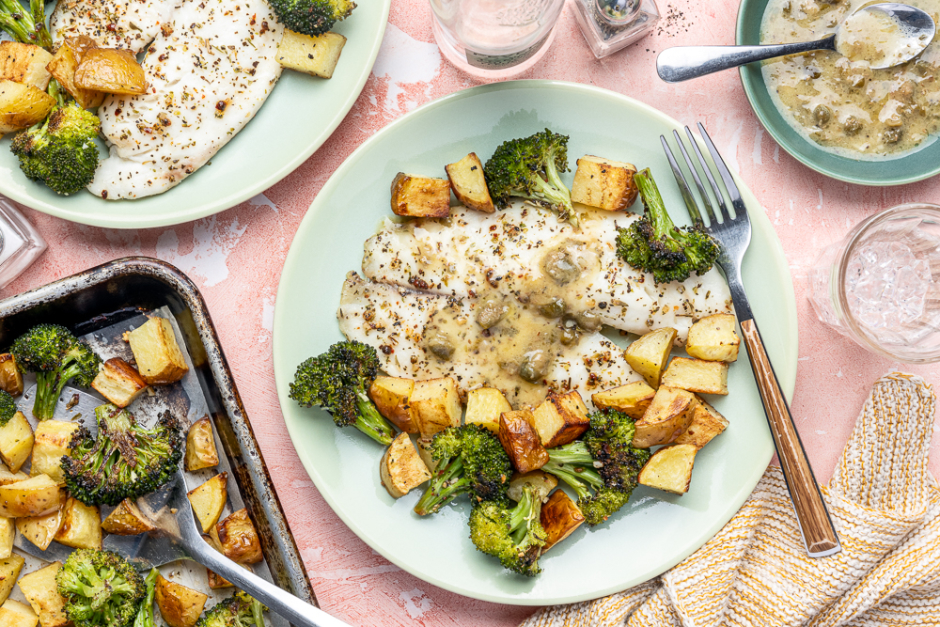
[540, 153, 578, 228]
[0, 0, 52, 48]
[354, 390, 395, 445]
[543, 441, 604, 500]
[413, 456, 468, 515]
[32, 370, 59, 420]
[133, 569, 159, 627]
[507, 487, 540, 545]
[251, 597, 266, 626]
[634, 169, 678, 238]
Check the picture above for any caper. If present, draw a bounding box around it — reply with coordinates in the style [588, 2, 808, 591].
[843, 116, 862, 135]
[519, 350, 549, 383]
[806, 66, 822, 80]
[575, 311, 602, 332]
[476, 296, 507, 329]
[813, 105, 831, 127]
[883, 127, 902, 144]
[560, 327, 579, 346]
[539, 298, 566, 319]
[427, 332, 455, 360]
[541, 249, 580, 285]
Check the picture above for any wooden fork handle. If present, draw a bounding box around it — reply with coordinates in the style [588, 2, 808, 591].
[740, 318, 842, 557]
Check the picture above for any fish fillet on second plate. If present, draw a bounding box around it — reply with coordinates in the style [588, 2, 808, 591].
[86, 0, 283, 199]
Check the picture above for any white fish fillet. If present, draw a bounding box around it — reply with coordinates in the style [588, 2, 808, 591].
[51, 0, 177, 53]
[338, 272, 644, 407]
[86, 0, 283, 199]
[362, 205, 733, 341]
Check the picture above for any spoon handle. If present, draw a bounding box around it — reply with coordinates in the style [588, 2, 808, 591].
[656, 36, 836, 82]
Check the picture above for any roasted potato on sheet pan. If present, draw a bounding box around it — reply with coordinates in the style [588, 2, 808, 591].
[30, 420, 78, 483]
[0, 354, 22, 396]
[411, 377, 461, 437]
[0, 516, 12, 557]
[155, 575, 209, 627]
[633, 386, 698, 449]
[216, 508, 263, 565]
[531, 391, 590, 448]
[185, 416, 220, 472]
[390, 173, 452, 218]
[0, 79, 54, 134]
[380, 431, 431, 498]
[17, 562, 69, 627]
[128, 317, 189, 385]
[660, 357, 729, 396]
[187, 472, 228, 533]
[92, 357, 149, 408]
[624, 327, 677, 388]
[0, 555, 24, 605]
[686, 313, 739, 362]
[639, 444, 698, 495]
[498, 410, 549, 473]
[0, 462, 27, 486]
[464, 387, 511, 434]
[446, 152, 495, 213]
[54, 497, 101, 550]
[101, 498, 155, 535]
[540, 489, 585, 552]
[15, 509, 62, 551]
[0, 411, 32, 473]
[0, 474, 64, 518]
[570, 155, 638, 211]
[276, 30, 346, 79]
[591, 381, 655, 419]
[0, 599, 38, 627]
[369, 376, 418, 434]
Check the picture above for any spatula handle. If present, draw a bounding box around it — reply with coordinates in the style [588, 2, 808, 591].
[740, 318, 841, 557]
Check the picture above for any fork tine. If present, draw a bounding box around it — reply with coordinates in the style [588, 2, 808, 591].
[672, 129, 715, 225]
[684, 126, 731, 223]
[697, 122, 745, 220]
[660, 135, 703, 225]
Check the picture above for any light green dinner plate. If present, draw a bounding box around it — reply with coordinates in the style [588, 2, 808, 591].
[737, 0, 940, 186]
[0, 0, 390, 228]
[273, 80, 798, 605]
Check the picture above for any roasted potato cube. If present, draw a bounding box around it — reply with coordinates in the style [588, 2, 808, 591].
[0, 411, 33, 473]
[390, 173, 452, 218]
[411, 377, 461, 437]
[660, 357, 729, 396]
[625, 327, 677, 388]
[686, 313, 740, 362]
[415, 436, 437, 474]
[445, 152, 495, 213]
[0, 79, 55, 134]
[185, 416, 220, 472]
[15, 509, 62, 551]
[591, 381, 655, 419]
[633, 386, 698, 449]
[498, 410, 549, 473]
[187, 472, 228, 533]
[570, 155, 638, 211]
[0, 42, 53, 90]
[674, 399, 729, 449]
[206, 569, 233, 589]
[507, 470, 557, 503]
[0, 599, 38, 627]
[45, 37, 105, 110]
[155, 575, 209, 627]
[532, 391, 590, 448]
[91, 357, 149, 408]
[369, 376, 417, 434]
[639, 444, 698, 494]
[73, 47, 147, 94]
[0, 516, 11, 557]
[0, 354, 22, 396]
[128, 317, 189, 385]
[53, 497, 101, 550]
[276, 30, 346, 79]
[216, 508, 263, 565]
[380, 432, 431, 498]
[30, 420, 78, 482]
[101, 498, 155, 535]
[0, 474, 64, 518]
[17, 562, 68, 627]
[0, 462, 27, 486]
[540, 489, 585, 552]
[464, 387, 511, 434]
[0, 555, 25, 605]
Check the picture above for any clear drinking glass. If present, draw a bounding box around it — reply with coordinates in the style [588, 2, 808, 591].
[429, 0, 566, 80]
[571, 0, 660, 59]
[810, 203, 940, 363]
[0, 196, 46, 290]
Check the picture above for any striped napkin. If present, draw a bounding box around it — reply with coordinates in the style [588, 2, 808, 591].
[522, 372, 940, 627]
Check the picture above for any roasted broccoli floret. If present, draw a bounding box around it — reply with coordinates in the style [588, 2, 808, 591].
[196, 592, 267, 627]
[0, 0, 52, 48]
[267, 0, 355, 36]
[0, 390, 17, 426]
[10, 100, 102, 196]
[289, 340, 396, 445]
[132, 569, 159, 627]
[56, 549, 144, 627]
[616, 168, 720, 284]
[10, 323, 101, 421]
[483, 128, 578, 227]
[468, 485, 547, 577]
[541, 410, 650, 525]
[62, 404, 183, 506]
[413, 424, 512, 516]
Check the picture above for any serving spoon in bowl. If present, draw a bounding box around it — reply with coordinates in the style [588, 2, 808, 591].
[657, 3, 936, 82]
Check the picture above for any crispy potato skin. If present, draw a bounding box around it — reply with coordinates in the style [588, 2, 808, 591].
[0, 411, 33, 473]
[185, 416, 220, 472]
[46, 37, 105, 109]
[498, 410, 549, 473]
[128, 317, 189, 385]
[633, 386, 698, 449]
[101, 498, 155, 535]
[276, 30, 346, 78]
[155, 575, 209, 627]
[464, 387, 511, 434]
[591, 381, 655, 419]
[30, 420, 78, 483]
[53, 497, 101, 550]
[570, 155, 638, 211]
[686, 313, 739, 362]
[540, 489, 585, 552]
[216, 508, 263, 565]
[369, 376, 418, 434]
[0, 42, 52, 90]
[638, 444, 698, 494]
[411, 377, 462, 437]
[624, 327, 677, 388]
[0, 80, 55, 134]
[0, 599, 38, 627]
[15, 510, 62, 551]
[674, 399, 729, 449]
[0, 475, 64, 518]
[0, 555, 25, 606]
[532, 391, 590, 448]
[17, 562, 69, 627]
[445, 153, 495, 213]
[187, 472, 228, 534]
[380, 432, 431, 498]
[0, 354, 22, 396]
[73, 47, 147, 94]
[92, 358, 149, 408]
[390, 173, 452, 218]
[660, 357, 729, 396]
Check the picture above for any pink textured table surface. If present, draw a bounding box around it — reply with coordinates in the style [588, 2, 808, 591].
[5, 0, 940, 624]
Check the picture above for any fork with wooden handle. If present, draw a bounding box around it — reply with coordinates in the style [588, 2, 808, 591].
[660, 123, 841, 558]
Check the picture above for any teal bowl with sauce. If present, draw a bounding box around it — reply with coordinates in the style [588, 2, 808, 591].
[736, 0, 940, 186]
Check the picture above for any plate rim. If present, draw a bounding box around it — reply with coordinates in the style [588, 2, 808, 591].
[735, 0, 940, 187]
[273, 79, 799, 605]
[0, 0, 391, 229]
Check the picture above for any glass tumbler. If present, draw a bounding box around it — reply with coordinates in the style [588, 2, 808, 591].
[810, 203, 940, 363]
[429, 0, 566, 80]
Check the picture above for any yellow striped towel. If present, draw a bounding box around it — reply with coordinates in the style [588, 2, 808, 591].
[521, 372, 940, 627]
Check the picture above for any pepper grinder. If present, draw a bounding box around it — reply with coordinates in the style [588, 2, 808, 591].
[572, 0, 660, 59]
[0, 196, 47, 290]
